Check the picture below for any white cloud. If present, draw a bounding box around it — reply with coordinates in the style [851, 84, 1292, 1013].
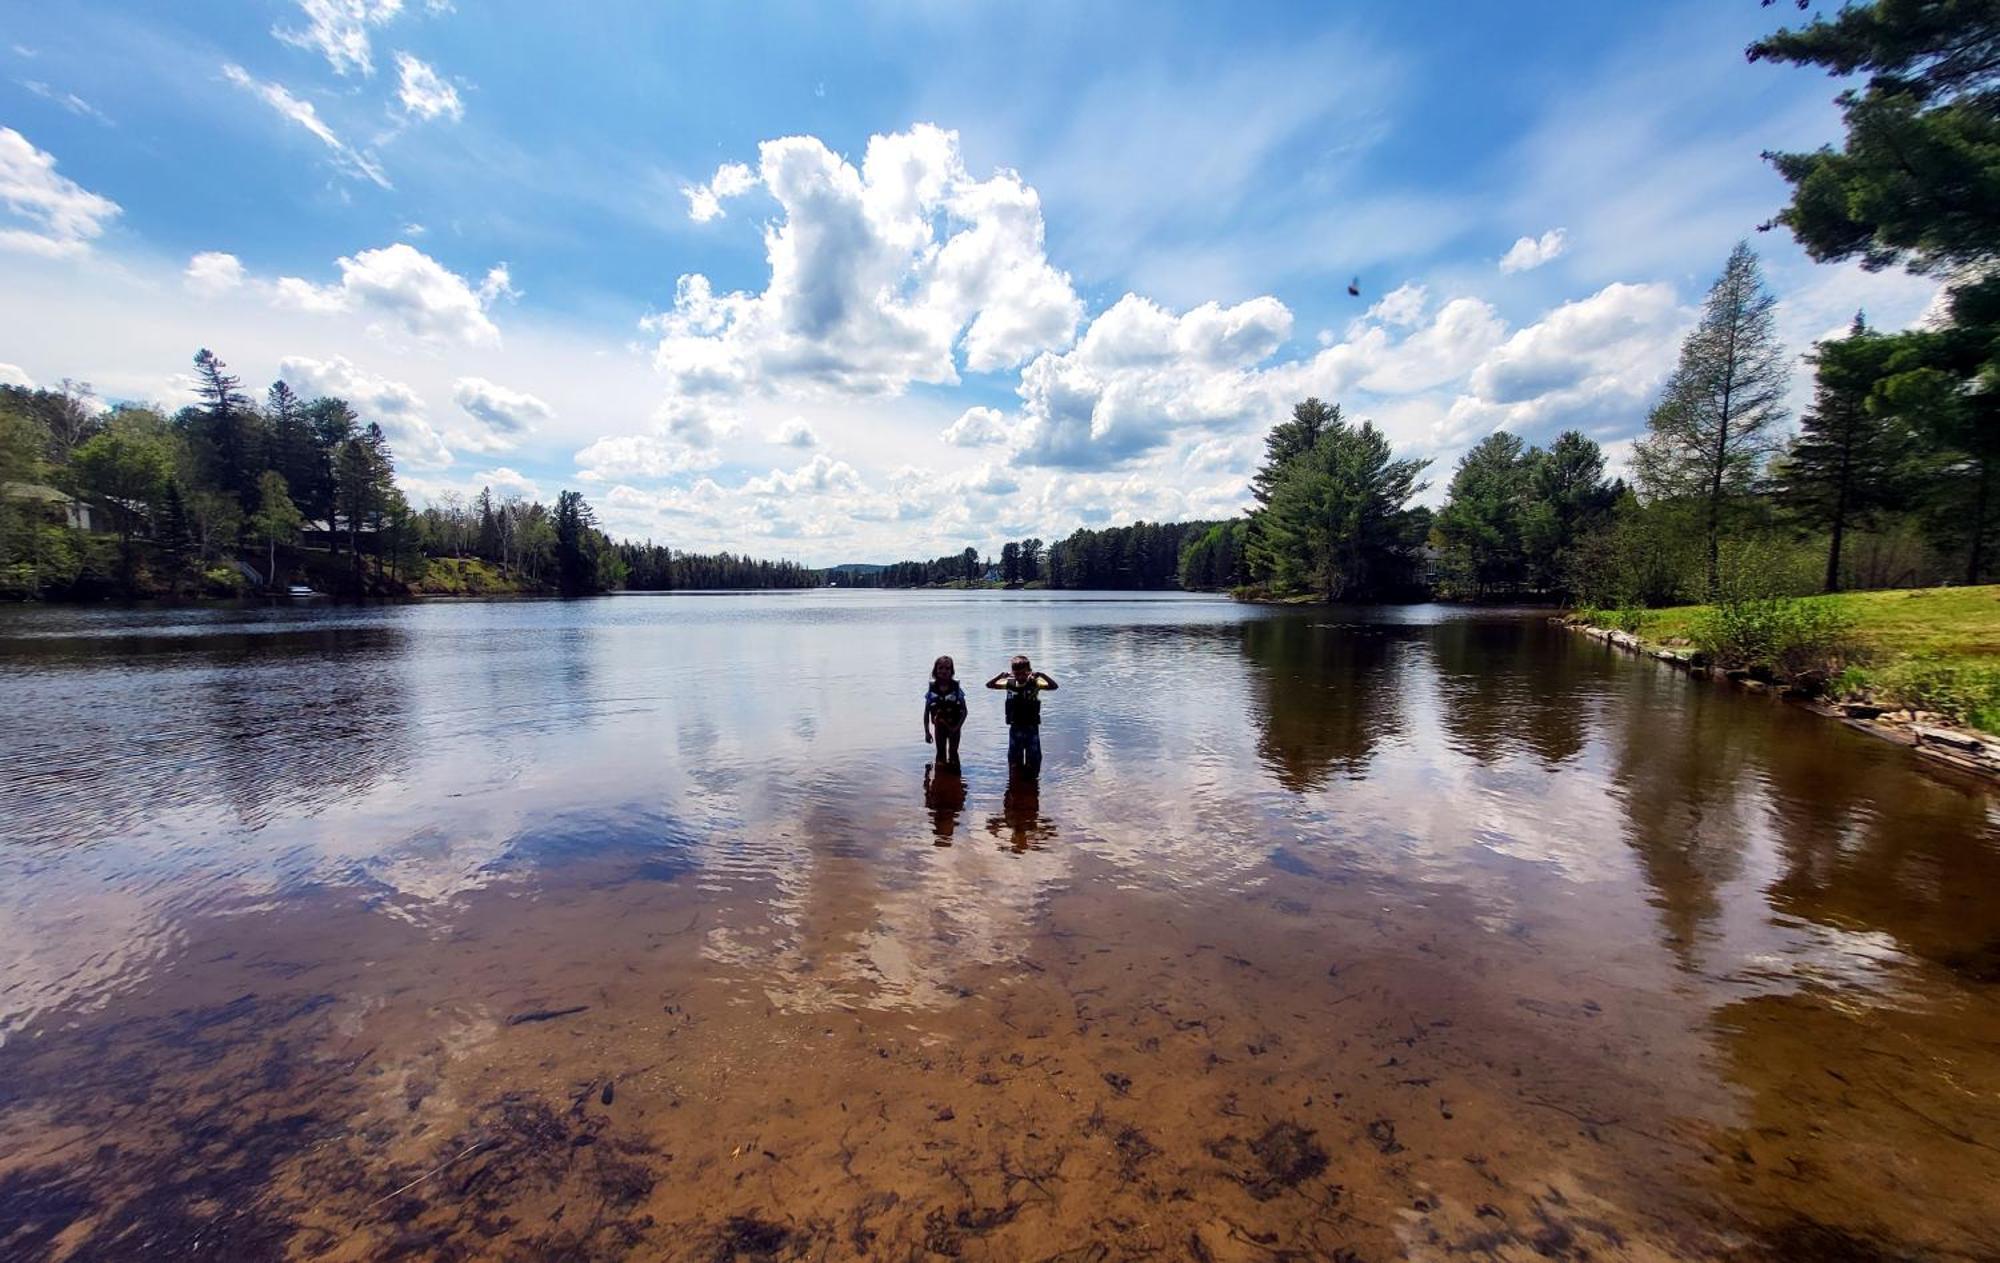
[1499, 227, 1567, 273]
[19, 80, 111, 125]
[0, 127, 119, 257]
[941, 404, 1010, 447]
[0, 363, 34, 388]
[277, 353, 451, 466]
[451, 376, 552, 451]
[1012, 292, 1291, 469]
[184, 251, 245, 295]
[476, 263, 518, 305]
[394, 52, 461, 122]
[771, 417, 818, 448]
[275, 0, 405, 76]
[743, 453, 862, 497]
[682, 160, 756, 223]
[573, 434, 721, 482]
[648, 124, 1081, 399]
[1367, 282, 1427, 328]
[275, 243, 502, 345]
[221, 63, 390, 188]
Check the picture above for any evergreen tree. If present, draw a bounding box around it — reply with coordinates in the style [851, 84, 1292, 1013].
[1000, 540, 1020, 584]
[1522, 431, 1618, 595]
[1020, 537, 1043, 583]
[188, 349, 260, 515]
[1433, 432, 1532, 599]
[1751, 0, 2000, 276]
[554, 489, 599, 596]
[1771, 315, 1911, 590]
[1632, 241, 1789, 598]
[156, 479, 194, 597]
[1251, 414, 1429, 601]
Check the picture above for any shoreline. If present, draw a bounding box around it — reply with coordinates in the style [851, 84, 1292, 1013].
[1561, 617, 2000, 782]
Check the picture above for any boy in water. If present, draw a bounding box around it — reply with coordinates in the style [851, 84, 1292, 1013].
[986, 655, 1058, 776]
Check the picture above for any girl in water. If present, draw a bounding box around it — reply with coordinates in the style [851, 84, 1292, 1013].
[923, 655, 968, 768]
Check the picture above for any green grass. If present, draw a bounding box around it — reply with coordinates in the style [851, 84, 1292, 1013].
[1631, 586, 2000, 662]
[413, 557, 542, 595]
[1604, 585, 2000, 734]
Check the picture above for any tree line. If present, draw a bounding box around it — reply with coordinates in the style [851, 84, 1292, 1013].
[0, 349, 810, 600]
[844, 522, 1222, 591]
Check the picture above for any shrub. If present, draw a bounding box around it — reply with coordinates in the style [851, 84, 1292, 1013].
[1875, 655, 2000, 732]
[1690, 597, 1857, 684]
[1609, 607, 1647, 635]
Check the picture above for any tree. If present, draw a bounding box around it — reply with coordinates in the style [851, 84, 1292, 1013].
[1000, 540, 1021, 584]
[157, 480, 199, 597]
[1750, 0, 2000, 277]
[304, 397, 357, 549]
[335, 423, 394, 579]
[554, 489, 600, 596]
[186, 349, 261, 516]
[1632, 241, 1788, 598]
[1433, 432, 1532, 599]
[1771, 314, 1911, 590]
[1522, 430, 1618, 595]
[1251, 398, 1340, 507]
[1752, 2, 2000, 584]
[69, 413, 174, 574]
[1020, 537, 1044, 583]
[960, 546, 979, 582]
[250, 470, 305, 589]
[1251, 414, 1429, 600]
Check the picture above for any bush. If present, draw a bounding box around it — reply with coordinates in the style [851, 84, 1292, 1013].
[1690, 597, 1857, 684]
[1874, 655, 2000, 732]
[1609, 607, 1647, 634]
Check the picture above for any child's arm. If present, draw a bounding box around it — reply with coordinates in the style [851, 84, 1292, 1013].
[985, 673, 1010, 689]
[922, 698, 933, 741]
[1034, 672, 1059, 689]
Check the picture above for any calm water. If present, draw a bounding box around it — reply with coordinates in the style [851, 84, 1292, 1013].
[1, 591, 1997, 1261]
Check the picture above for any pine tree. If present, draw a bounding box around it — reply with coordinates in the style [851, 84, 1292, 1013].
[1252, 414, 1429, 600]
[1771, 315, 1909, 590]
[1632, 242, 1788, 599]
[157, 478, 194, 597]
[1434, 432, 1532, 599]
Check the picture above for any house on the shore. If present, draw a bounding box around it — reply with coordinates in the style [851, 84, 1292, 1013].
[1, 482, 97, 532]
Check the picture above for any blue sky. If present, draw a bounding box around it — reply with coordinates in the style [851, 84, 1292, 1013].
[0, 0, 1940, 562]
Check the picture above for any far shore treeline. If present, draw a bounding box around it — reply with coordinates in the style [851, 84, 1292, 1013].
[0, 352, 818, 601]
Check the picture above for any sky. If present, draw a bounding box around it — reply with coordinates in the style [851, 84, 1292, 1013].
[0, 0, 1944, 564]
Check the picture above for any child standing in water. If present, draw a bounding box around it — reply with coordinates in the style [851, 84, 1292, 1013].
[987, 655, 1058, 776]
[923, 655, 968, 768]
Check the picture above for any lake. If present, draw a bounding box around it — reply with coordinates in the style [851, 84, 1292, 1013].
[1, 591, 1997, 1261]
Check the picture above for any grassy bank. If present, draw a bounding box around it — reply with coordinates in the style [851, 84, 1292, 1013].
[1584, 585, 2000, 734]
[411, 557, 547, 596]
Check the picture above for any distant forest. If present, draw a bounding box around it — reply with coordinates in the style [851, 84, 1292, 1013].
[0, 349, 818, 600]
[833, 521, 1221, 591]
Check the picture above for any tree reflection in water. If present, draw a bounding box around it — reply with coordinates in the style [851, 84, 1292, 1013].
[1239, 615, 1408, 792]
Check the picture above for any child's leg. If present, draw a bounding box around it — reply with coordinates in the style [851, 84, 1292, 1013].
[936, 731, 951, 766]
[1023, 729, 1042, 776]
[945, 729, 960, 766]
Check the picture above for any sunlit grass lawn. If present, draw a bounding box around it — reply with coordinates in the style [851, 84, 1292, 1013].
[1635, 584, 2000, 665]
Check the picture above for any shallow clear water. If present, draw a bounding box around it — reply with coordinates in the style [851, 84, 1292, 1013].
[2, 591, 1997, 1260]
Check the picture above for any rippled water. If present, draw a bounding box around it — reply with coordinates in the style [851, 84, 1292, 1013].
[2, 591, 1997, 1261]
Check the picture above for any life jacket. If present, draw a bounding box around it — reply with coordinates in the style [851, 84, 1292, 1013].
[929, 682, 968, 728]
[1003, 679, 1042, 727]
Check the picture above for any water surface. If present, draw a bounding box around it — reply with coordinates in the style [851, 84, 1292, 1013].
[2, 592, 1997, 1261]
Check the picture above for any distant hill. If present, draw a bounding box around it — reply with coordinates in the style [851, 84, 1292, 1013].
[822, 562, 887, 574]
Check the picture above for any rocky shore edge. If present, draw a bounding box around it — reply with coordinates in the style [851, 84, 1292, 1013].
[1559, 617, 2000, 782]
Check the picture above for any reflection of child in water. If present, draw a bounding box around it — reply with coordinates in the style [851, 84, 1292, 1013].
[987, 768, 1056, 853]
[923, 762, 966, 845]
[923, 655, 968, 768]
